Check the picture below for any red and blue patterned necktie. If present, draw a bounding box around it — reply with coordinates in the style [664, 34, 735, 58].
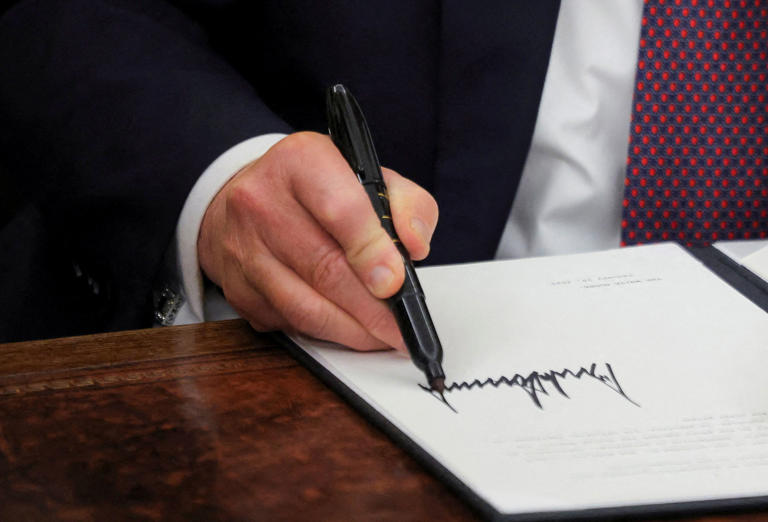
[622, 0, 768, 246]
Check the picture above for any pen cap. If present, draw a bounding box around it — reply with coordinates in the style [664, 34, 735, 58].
[326, 84, 401, 242]
[325, 85, 383, 184]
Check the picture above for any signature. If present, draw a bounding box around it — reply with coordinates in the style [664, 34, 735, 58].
[420, 363, 639, 412]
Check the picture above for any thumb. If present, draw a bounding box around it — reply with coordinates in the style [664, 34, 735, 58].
[382, 168, 439, 261]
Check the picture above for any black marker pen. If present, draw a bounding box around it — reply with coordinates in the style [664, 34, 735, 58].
[325, 84, 447, 397]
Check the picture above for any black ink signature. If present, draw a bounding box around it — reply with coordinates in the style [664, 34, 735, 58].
[419, 363, 639, 412]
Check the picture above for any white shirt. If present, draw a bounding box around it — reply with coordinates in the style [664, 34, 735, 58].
[496, 0, 643, 258]
[173, 0, 646, 324]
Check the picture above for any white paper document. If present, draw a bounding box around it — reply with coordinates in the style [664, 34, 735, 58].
[290, 243, 768, 517]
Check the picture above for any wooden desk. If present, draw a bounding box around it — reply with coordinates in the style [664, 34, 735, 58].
[0, 320, 765, 521]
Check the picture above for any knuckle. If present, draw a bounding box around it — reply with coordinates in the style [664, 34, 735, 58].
[226, 179, 275, 224]
[226, 181, 259, 213]
[347, 227, 390, 266]
[273, 131, 338, 191]
[276, 131, 328, 159]
[311, 245, 350, 290]
[285, 298, 330, 338]
[272, 134, 302, 158]
[315, 196, 348, 227]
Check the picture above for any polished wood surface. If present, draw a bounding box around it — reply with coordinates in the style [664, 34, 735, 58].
[0, 320, 766, 521]
[0, 320, 475, 521]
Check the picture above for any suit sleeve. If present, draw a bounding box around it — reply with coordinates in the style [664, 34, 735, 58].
[0, 0, 292, 332]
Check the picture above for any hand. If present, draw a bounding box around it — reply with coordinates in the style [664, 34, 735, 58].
[198, 132, 439, 351]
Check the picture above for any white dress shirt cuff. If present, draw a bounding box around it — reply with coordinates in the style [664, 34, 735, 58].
[174, 133, 288, 324]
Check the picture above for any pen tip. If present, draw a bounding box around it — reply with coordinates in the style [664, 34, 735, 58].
[430, 376, 445, 395]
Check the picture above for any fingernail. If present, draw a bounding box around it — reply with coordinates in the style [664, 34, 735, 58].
[410, 217, 432, 246]
[368, 265, 395, 296]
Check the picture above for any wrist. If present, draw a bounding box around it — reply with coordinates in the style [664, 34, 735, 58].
[176, 133, 288, 321]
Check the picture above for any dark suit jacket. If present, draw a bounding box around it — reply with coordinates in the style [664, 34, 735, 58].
[0, 0, 559, 342]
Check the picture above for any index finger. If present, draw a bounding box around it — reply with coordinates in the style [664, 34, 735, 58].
[283, 133, 405, 299]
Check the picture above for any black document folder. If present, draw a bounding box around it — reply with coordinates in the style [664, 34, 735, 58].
[280, 243, 768, 520]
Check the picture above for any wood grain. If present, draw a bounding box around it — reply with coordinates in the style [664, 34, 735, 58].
[0, 320, 477, 521]
[0, 320, 766, 521]
[0, 319, 273, 376]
